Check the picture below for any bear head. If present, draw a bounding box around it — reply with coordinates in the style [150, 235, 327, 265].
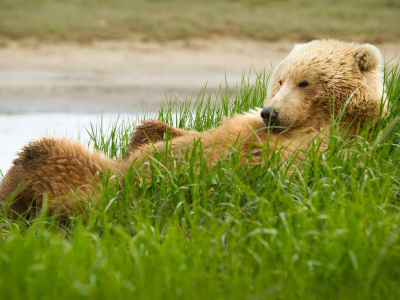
[261, 40, 385, 133]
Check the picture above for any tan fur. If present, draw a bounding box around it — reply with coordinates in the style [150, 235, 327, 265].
[0, 40, 386, 218]
[264, 40, 385, 134]
[125, 113, 315, 167]
[128, 120, 193, 151]
[0, 138, 119, 218]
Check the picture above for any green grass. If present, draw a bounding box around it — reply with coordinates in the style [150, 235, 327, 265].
[1, 65, 400, 299]
[0, 0, 399, 42]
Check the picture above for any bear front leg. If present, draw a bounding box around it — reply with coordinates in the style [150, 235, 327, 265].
[128, 120, 195, 152]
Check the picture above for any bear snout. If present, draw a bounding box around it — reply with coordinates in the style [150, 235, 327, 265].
[261, 107, 279, 126]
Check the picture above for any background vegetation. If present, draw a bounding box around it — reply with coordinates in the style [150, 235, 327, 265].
[1, 0, 400, 298]
[0, 65, 400, 298]
[0, 0, 399, 42]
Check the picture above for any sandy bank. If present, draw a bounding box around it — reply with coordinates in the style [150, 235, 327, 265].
[0, 39, 399, 113]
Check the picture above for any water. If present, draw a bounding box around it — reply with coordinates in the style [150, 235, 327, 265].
[0, 112, 147, 174]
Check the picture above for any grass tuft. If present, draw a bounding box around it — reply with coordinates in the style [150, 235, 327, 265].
[1, 65, 400, 299]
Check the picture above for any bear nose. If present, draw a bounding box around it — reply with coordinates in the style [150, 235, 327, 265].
[261, 107, 279, 126]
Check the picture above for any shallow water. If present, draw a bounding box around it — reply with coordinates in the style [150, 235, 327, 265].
[0, 112, 148, 174]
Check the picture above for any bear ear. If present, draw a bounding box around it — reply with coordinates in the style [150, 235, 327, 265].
[354, 44, 382, 72]
[290, 43, 306, 54]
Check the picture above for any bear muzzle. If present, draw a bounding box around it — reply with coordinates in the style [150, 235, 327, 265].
[261, 107, 279, 127]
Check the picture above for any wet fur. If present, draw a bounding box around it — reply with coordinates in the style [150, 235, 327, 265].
[0, 138, 118, 218]
[128, 120, 192, 151]
[0, 40, 386, 218]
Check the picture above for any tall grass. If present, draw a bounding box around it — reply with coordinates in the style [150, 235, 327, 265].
[1, 65, 400, 299]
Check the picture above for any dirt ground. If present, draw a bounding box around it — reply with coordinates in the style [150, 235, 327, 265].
[0, 39, 399, 113]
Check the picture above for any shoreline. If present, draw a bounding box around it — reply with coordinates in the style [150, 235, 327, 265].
[0, 39, 399, 113]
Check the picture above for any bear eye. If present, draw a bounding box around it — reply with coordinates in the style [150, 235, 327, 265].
[279, 80, 282, 86]
[298, 81, 309, 88]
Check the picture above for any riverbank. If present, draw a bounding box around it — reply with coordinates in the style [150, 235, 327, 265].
[0, 39, 399, 113]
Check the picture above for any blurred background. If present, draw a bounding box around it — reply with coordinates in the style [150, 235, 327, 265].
[0, 0, 400, 172]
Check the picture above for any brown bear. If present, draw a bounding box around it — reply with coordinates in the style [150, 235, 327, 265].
[0, 40, 386, 218]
